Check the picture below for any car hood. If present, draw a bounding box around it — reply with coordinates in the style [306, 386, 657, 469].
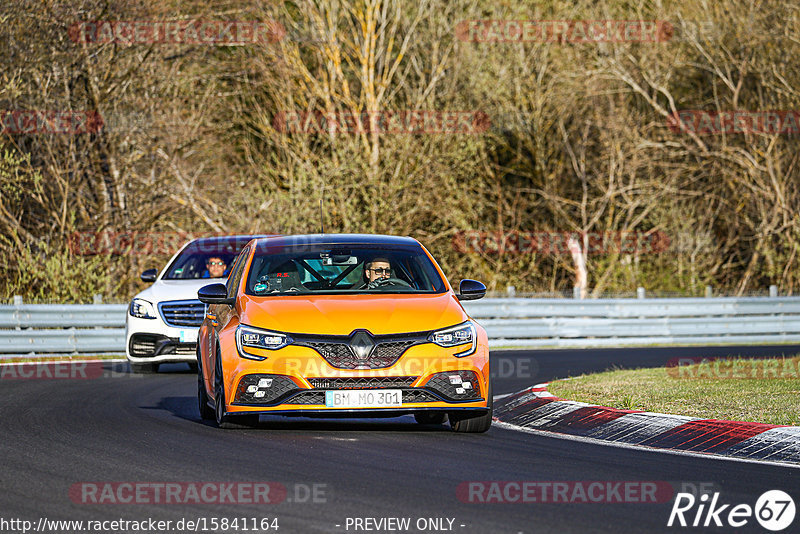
[134, 279, 221, 304]
[239, 292, 467, 335]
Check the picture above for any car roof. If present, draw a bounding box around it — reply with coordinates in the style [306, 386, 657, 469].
[251, 233, 421, 248]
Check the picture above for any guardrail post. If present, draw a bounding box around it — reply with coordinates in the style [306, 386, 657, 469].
[12, 295, 22, 330]
[506, 285, 516, 297]
[705, 286, 713, 298]
[93, 294, 103, 304]
[637, 287, 646, 299]
[770, 285, 778, 297]
[573, 286, 581, 299]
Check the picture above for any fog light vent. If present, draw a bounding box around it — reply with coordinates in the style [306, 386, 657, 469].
[424, 370, 482, 401]
[235, 374, 298, 404]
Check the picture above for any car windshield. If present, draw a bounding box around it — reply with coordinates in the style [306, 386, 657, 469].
[163, 238, 255, 280]
[245, 244, 447, 295]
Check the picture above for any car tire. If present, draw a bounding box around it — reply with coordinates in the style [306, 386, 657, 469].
[130, 362, 159, 374]
[449, 378, 492, 433]
[197, 350, 215, 421]
[414, 412, 447, 425]
[214, 349, 259, 429]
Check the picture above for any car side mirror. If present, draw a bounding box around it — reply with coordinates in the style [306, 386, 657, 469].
[140, 269, 157, 283]
[457, 279, 486, 301]
[198, 283, 234, 305]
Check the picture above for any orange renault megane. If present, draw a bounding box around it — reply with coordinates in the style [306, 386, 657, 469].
[196, 234, 491, 432]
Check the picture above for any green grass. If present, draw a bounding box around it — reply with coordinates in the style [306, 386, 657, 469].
[547, 357, 800, 426]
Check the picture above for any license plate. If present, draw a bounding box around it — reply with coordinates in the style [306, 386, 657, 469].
[325, 389, 403, 408]
[179, 329, 198, 343]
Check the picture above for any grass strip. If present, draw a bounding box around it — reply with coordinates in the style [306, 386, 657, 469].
[547, 356, 800, 426]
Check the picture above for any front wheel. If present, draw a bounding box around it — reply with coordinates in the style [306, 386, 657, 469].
[197, 351, 215, 421]
[449, 378, 492, 433]
[214, 353, 259, 429]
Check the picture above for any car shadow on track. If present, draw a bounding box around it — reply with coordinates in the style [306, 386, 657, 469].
[150, 395, 454, 433]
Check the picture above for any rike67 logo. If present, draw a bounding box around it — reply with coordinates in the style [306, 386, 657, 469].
[668, 490, 795, 531]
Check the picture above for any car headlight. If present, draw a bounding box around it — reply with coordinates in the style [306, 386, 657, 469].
[236, 324, 292, 360]
[129, 298, 156, 319]
[428, 321, 477, 357]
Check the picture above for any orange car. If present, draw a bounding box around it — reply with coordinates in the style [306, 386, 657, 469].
[197, 234, 491, 432]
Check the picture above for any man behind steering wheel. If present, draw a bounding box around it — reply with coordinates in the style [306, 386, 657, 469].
[365, 257, 392, 286]
[360, 256, 413, 289]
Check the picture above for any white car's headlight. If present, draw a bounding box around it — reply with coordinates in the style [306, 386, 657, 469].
[129, 298, 157, 319]
[236, 324, 292, 360]
[428, 321, 477, 357]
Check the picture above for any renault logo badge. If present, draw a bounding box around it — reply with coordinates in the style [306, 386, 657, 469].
[350, 330, 375, 361]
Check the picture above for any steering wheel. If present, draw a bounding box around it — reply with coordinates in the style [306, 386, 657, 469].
[367, 277, 413, 289]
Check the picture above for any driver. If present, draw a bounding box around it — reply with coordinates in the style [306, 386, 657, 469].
[202, 256, 228, 278]
[364, 257, 392, 285]
[357, 256, 412, 290]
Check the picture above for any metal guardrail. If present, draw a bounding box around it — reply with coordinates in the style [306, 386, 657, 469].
[0, 304, 128, 329]
[0, 304, 127, 356]
[2, 297, 800, 356]
[468, 297, 800, 347]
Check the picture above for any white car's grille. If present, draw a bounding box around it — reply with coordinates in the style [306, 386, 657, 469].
[159, 300, 205, 327]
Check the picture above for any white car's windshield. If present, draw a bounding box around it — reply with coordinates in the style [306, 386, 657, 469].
[163, 237, 256, 280]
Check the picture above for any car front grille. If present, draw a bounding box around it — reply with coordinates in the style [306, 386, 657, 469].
[160, 343, 197, 356]
[307, 376, 418, 389]
[403, 390, 440, 403]
[232, 372, 470, 407]
[283, 388, 439, 405]
[159, 300, 205, 327]
[285, 391, 326, 405]
[374, 340, 418, 360]
[128, 334, 195, 358]
[294, 331, 428, 369]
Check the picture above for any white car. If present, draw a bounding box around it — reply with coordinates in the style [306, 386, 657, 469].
[126, 235, 266, 373]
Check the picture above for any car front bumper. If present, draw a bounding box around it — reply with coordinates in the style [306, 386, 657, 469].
[125, 313, 200, 364]
[219, 340, 491, 415]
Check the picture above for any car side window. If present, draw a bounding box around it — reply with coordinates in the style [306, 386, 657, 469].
[226, 246, 250, 299]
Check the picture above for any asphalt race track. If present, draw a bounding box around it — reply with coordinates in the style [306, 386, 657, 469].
[1, 346, 799, 534]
